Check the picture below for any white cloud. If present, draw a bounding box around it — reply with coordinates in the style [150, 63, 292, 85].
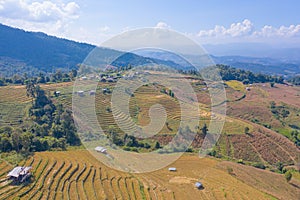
[0, 0, 80, 37]
[198, 19, 254, 37]
[198, 19, 300, 41]
[99, 25, 110, 32]
[0, 0, 79, 22]
[255, 24, 300, 37]
[155, 22, 170, 29]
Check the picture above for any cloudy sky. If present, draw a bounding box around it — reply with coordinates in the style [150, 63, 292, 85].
[0, 0, 300, 47]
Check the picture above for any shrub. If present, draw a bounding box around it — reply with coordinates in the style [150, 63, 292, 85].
[208, 149, 217, 157]
[252, 162, 266, 169]
[237, 159, 244, 164]
[285, 170, 292, 182]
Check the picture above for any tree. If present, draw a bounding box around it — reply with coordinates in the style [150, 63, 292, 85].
[244, 127, 250, 135]
[126, 135, 138, 147]
[201, 123, 208, 136]
[285, 170, 292, 182]
[21, 132, 33, 154]
[69, 69, 78, 80]
[155, 141, 161, 149]
[58, 138, 67, 150]
[32, 138, 43, 151]
[276, 162, 284, 173]
[11, 129, 22, 152]
[0, 136, 12, 152]
[0, 78, 6, 86]
[0, 126, 13, 136]
[61, 110, 80, 146]
[26, 80, 36, 99]
[169, 90, 174, 97]
[270, 82, 275, 87]
[37, 73, 46, 83]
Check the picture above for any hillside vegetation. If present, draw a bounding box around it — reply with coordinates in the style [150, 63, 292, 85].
[0, 74, 299, 169]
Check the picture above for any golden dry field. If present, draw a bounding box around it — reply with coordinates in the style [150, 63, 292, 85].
[1, 150, 299, 200]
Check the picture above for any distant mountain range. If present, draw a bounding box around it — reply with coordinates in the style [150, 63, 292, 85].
[211, 55, 300, 77]
[0, 23, 299, 77]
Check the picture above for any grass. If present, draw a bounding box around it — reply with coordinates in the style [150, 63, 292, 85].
[226, 80, 245, 91]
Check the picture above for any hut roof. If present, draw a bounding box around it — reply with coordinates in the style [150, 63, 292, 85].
[95, 146, 107, 153]
[7, 166, 32, 178]
[195, 182, 203, 188]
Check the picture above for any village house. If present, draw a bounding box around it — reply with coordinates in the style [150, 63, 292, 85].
[95, 146, 107, 154]
[7, 166, 32, 183]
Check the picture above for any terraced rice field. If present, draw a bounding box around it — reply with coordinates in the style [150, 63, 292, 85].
[48, 81, 250, 136]
[1, 150, 296, 200]
[0, 80, 252, 135]
[0, 86, 31, 127]
[0, 150, 160, 200]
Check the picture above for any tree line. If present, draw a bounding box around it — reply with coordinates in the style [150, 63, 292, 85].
[288, 75, 300, 85]
[217, 65, 284, 84]
[0, 69, 77, 86]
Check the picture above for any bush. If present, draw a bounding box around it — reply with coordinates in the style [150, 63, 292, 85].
[208, 149, 217, 157]
[144, 143, 151, 149]
[252, 162, 266, 169]
[285, 170, 292, 182]
[237, 159, 244, 164]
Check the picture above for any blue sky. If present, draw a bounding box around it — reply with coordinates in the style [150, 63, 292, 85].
[0, 0, 300, 46]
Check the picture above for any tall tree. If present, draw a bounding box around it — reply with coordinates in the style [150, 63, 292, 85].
[201, 123, 208, 136]
[26, 80, 36, 99]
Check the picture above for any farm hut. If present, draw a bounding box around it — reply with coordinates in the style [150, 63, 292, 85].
[81, 76, 87, 80]
[102, 88, 110, 94]
[100, 77, 107, 82]
[7, 166, 32, 183]
[95, 146, 107, 154]
[105, 65, 117, 71]
[77, 91, 84, 97]
[89, 90, 96, 95]
[107, 78, 114, 83]
[195, 182, 203, 189]
[246, 87, 251, 91]
[88, 75, 96, 80]
[54, 91, 61, 97]
[168, 167, 177, 172]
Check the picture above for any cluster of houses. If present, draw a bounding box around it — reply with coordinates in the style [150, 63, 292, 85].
[7, 166, 32, 183]
[80, 71, 122, 83]
[79, 69, 152, 82]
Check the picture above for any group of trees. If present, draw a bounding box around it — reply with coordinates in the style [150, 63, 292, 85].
[217, 65, 284, 84]
[0, 69, 77, 86]
[107, 126, 153, 152]
[270, 101, 290, 120]
[0, 81, 80, 155]
[288, 75, 300, 85]
[291, 130, 300, 146]
[160, 88, 175, 98]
